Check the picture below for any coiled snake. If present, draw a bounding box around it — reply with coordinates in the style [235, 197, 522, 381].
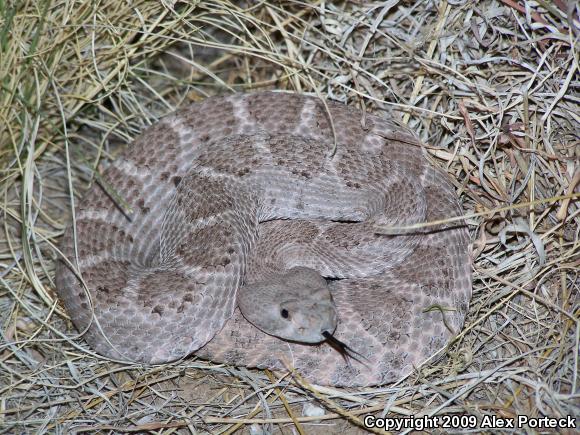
[56, 92, 472, 386]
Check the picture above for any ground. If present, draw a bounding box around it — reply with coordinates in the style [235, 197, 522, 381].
[0, 1, 578, 433]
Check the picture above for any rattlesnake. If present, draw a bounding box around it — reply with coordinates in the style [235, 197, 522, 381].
[56, 92, 472, 387]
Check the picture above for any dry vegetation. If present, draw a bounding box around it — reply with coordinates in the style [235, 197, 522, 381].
[1, 0, 578, 433]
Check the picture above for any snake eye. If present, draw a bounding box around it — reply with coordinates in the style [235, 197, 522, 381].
[280, 308, 290, 319]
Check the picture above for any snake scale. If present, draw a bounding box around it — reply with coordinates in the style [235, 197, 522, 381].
[56, 92, 472, 387]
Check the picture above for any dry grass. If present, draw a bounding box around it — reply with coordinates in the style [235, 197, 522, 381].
[1, 0, 578, 433]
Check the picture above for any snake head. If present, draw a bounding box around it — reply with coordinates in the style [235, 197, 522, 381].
[238, 267, 338, 343]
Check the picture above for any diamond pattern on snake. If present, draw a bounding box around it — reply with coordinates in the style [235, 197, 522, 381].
[56, 92, 472, 387]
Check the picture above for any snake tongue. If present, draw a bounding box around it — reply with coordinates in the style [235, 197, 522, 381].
[322, 331, 369, 366]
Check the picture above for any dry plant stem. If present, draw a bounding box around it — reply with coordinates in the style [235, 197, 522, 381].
[402, 0, 450, 125]
[556, 169, 580, 221]
[375, 192, 580, 234]
[265, 370, 306, 435]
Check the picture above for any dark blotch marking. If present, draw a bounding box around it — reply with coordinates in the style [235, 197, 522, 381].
[152, 305, 164, 316]
[173, 176, 182, 187]
[291, 169, 312, 180]
[388, 331, 400, 342]
[236, 167, 250, 176]
[137, 198, 150, 214]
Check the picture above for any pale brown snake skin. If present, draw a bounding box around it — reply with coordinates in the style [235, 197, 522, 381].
[56, 92, 472, 387]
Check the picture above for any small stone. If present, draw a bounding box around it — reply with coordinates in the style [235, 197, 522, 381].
[302, 402, 325, 417]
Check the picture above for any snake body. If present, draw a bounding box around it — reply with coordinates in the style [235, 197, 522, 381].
[56, 92, 472, 387]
